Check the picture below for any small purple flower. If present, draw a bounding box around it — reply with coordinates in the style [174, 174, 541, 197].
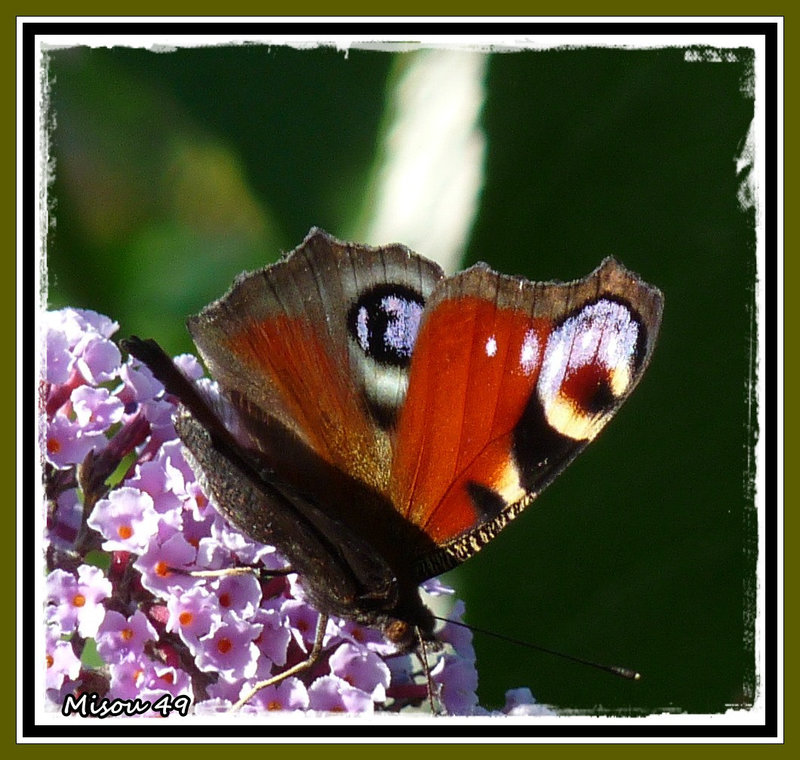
[173, 353, 204, 381]
[244, 677, 310, 712]
[71, 385, 124, 432]
[383, 651, 429, 706]
[74, 333, 122, 384]
[209, 513, 282, 567]
[138, 664, 193, 702]
[201, 677, 241, 706]
[70, 307, 119, 339]
[182, 479, 214, 522]
[166, 585, 217, 654]
[193, 535, 228, 570]
[45, 413, 106, 469]
[96, 609, 158, 665]
[125, 457, 183, 523]
[45, 307, 117, 349]
[134, 531, 198, 596]
[46, 565, 112, 638]
[307, 675, 375, 714]
[160, 444, 189, 495]
[88, 486, 160, 553]
[335, 619, 398, 656]
[195, 616, 262, 680]
[213, 572, 263, 620]
[107, 657, 149, 700]
[281, 598, 327, 652]
[117, 357, 164, 409]
[43, 309, 122, 397]
[166, 437, 201, 480]
[45, 635, 82, 691]
[141, 396, 177, 435]
[328, 642, 391, 702]
[436, 600, 476, 661]
[46, 327, 73, 385]
[251, 605, 291, 671]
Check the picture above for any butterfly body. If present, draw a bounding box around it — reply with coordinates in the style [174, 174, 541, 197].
[124, 228, 663, 653]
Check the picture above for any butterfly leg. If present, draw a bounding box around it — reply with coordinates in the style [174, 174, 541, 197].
[416, 627, 439, 715]
[188, 567, 262, 578]
[188, 566, 293, 579]
[231, 612, 328, 711]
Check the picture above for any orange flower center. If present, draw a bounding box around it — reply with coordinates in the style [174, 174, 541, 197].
[155, 561, 170, 578]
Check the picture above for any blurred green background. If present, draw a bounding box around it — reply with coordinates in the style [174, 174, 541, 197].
[45, 42, 758, 715]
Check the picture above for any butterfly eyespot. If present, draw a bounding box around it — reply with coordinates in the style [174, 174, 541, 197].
[348, 284, 425, 368]
[537, 297, 646, 440]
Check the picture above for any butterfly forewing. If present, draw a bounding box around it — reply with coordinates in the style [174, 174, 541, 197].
[187, 228, 443, 495]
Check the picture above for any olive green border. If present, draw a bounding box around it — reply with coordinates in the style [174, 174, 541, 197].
[12, 8, 785, 754]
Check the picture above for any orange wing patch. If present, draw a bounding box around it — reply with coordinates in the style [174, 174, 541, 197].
[226, 315, 391, 491]
[391, 298, 551, 543]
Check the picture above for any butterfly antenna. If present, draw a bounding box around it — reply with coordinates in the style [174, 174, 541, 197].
[434, 616, 640, 681]
[121, 337, 232, 442]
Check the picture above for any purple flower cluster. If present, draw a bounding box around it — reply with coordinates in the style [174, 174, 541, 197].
[43, 307, 546, 718]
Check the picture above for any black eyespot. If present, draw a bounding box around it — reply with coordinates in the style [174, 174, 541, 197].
[561, 363, 616, 415]
[348, 284, 425, 367]
[465, 481, 506, 521]
[585, 377, 616, 414]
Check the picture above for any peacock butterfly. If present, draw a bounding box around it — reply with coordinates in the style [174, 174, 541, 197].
[123, 228, 663, 705]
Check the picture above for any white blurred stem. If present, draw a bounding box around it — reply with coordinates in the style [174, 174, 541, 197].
[358, 49, 489, 273]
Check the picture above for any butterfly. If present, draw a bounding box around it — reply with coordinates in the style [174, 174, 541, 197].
[123, 228, 663, 706]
